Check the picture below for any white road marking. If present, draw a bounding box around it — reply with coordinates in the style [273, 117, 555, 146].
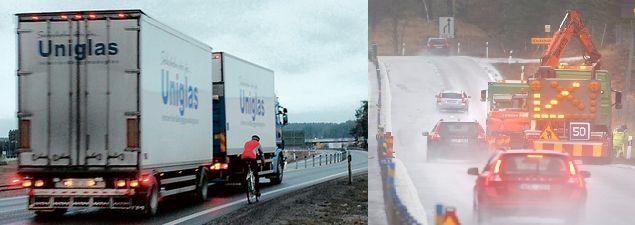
[162, 167, 367, 225]
[0, 196, 26, 203]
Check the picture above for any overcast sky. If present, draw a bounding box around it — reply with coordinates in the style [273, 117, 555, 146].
[0, 0, 368, 136]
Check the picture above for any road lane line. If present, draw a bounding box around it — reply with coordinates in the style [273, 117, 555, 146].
[163, 167, 367, 225]
[0, 196, 27, 203]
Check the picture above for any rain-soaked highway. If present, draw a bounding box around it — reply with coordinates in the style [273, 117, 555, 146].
[373, 55, 635, 225]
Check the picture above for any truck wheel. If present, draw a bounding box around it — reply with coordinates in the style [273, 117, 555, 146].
[270, 160, 284, 184]
[194, 170, 208, 202]
[34, 209, 67, 218]
[144, 181, 159, 216]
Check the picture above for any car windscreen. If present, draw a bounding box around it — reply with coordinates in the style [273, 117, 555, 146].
[429, 38, 446, 45]
[438, 122, 478, 136]
[441, 93, 462, 99]
[501, 154, 567, 176]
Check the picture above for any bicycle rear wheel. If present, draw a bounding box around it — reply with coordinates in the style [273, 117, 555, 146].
[246, 169, 258, 204]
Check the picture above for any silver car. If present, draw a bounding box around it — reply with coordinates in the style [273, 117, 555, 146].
[436, 91, 470, 112]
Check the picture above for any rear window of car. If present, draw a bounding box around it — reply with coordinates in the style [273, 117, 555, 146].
[438, 122, 479, 136]
[501, 154, 567, 176]
[441, 93, 462, 99]
[428, 38, 446, 45]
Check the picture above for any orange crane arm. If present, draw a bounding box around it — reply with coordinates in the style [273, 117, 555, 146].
[540, 10, 601, 68]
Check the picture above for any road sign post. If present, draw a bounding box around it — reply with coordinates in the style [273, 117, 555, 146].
[570, 122, 591, 141]
[347, 152, 352, 185]
[485, 41, 489, 58]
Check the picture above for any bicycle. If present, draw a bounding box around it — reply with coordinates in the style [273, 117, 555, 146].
[245, 161, 260, 204]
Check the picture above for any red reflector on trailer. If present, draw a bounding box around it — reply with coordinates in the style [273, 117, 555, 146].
[74, 15, 83, 19]
[117, 13, 125, 18]
[60, 15, 68, 19]
[31, 16, 39, 20]
[88, 14, 96, 19]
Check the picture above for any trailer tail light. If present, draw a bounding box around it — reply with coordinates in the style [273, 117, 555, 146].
[126, 118, 138, 148]
[10, 176, 23, 186]
[117, 13, 126, 18]
[31, 16, 39, 21]
[88, 14, 97, 19]
[63, 179, 74, 187]
[22, 180, 32, 187]
[210, 163, 228, 170]
[34, 180, 44, 187]
[137, 173, 154, 187]
[74, 15, 83, 20]
[115, 179, 126, 188]
[19, 120, 31, 149]
[85, 179, 96, 187]
[60, 15, 68, 20]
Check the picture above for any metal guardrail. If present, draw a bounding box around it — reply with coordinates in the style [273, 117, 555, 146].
[372, 43, 423, 225]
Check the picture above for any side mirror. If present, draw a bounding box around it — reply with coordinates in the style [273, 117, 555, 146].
[283, 107, 288, 114]
[480, 90, 487, 102]
[580, 170, 591, 178]
[614, 91, 622, 109]
[467, 167, 479, 176]
[283, 114, 289, 125]
[422, 132, 429, 136]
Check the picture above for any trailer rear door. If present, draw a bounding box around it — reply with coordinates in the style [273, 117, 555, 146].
[17, 13, 139, 167]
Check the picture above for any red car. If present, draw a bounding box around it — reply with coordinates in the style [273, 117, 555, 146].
[468, 150, 589, 224]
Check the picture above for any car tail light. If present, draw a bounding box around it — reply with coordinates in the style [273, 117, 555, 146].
[126, 118, 138, 148]
[429, 132, 440, 141]
[568, 160, 577, 176]
[566, 160, 584, 188]
[526, 154, 543, 159]
[485, 159, 503, 186]
[19, 120, 31, 149]
[129, 180, 139, 187]
[478, 132, 486, 140]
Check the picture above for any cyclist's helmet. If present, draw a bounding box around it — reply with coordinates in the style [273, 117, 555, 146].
[252, 135, 260, 141]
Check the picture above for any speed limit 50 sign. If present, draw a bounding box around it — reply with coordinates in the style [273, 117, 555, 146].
[570, 122, 591, 141]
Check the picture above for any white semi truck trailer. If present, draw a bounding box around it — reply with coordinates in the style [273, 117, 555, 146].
[14, 10, 216, 216]
[210, 52, 288, 186]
